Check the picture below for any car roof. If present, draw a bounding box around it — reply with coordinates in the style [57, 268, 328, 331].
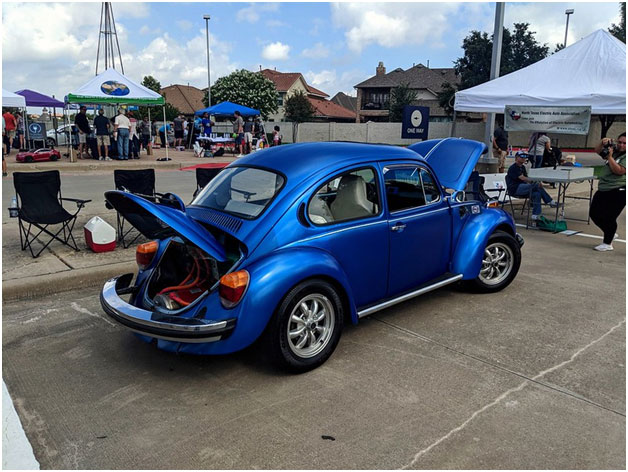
[230, 142, 426, 188]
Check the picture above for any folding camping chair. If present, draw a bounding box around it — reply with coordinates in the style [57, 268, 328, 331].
[193, 167, 223, 198]
[12, 171, 91, 258]
[107, 169, 162, 248]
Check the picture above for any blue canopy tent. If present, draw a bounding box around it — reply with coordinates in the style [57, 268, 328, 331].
[195, 101, 260, 117]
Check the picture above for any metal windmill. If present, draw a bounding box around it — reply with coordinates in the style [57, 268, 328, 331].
[95, 2, 124, 75]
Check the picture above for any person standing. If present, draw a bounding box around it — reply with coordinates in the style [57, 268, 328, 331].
[2, 114, 8, 176]
[173, 113, 185, 148]
[272, 125, 281, 147]
[2, 110, 16, 154]
[243, 117, 254, 154]
[139, 116, 151, 152]
[201, 112, 214, 136]
[506, 152, 557, 221]
[159, 122, 172, 149]
[528, 131, 551, 169]
[114, 108, 130, 160]
[493, 118, 509, 173]
[16, 113, 25, 150]
[233, 111, 244, 156]
[589, 133, 626, 252]
[74, 106, 92, 159]
[93, 108, 111, 160]
[128, 111, 140, 159]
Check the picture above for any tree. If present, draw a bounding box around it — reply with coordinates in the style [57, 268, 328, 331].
[609, 2, 626, 42]
[283, 90, 315, 141]
[437, 82, 457, 117]
[203, 69, 279, 120]
[141, 75, 162, 93]
[388, 83, 417, 122]
[553, 43, 565, 53]
[454, 23, 549, 90]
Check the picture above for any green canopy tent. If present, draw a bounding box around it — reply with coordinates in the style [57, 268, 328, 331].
[66, 68, 167, 160]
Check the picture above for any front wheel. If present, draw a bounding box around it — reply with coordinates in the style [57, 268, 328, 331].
[264, 279, 343, 373]
[470, 230, 521, 293]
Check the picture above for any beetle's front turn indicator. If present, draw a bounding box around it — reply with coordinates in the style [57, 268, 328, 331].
[136, 241, 159, 269]
[219, 270, 250, 308]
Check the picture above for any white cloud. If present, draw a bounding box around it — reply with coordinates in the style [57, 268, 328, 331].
[1, 3, 238, 99]
[266, 19, 286, 28]
[261, 42, 290, 61]
[237, 3, 280, 24]
[176, 20, 194, 31]
[305, 69, 364, 97]
[301, 42, 330, 59]
[331, 3, 460, 53]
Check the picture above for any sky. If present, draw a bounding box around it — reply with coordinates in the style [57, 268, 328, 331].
[1, 1, 623, 107]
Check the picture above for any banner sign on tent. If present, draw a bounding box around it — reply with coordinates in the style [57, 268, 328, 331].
[505, 105, 591, 135]
[401, 106, 429, 140]
[28, 122, 46, 140]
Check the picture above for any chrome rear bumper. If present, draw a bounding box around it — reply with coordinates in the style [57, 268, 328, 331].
[100, 274, 235, 343]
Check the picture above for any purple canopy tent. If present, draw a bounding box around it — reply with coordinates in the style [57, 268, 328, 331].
[15, 89, 65, 149]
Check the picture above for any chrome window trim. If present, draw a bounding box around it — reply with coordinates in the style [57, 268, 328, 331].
[383, 164, 442, 214]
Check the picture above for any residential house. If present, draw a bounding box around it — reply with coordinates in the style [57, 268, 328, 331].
[330, 92, 358, 115]
[354, 62, 459, 123]
[260, 69, 356, 122]
[160, 84, 206, 116]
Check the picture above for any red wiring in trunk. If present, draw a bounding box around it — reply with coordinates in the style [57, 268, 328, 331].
[157, 248, 211, 306]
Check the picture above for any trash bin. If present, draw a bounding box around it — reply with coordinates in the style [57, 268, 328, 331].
[84, 216, 116, 252]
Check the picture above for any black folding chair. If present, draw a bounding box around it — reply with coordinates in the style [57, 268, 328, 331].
[12, 171, 91, 258]
[107, 169, 162, 248]
[193, 167, 223, 198]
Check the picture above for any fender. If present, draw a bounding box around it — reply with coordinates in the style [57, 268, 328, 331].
[452, 209, 516, 279]
[225, 246, 357, 351]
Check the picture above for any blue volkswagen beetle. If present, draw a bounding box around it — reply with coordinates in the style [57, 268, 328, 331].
[102, 139, 523, 372]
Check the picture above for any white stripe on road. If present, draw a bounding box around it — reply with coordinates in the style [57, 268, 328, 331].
[515, 224, 626, 243]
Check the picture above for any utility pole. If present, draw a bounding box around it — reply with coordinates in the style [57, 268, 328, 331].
[564, 9, 574, 47]
[204, 15, 211, 107]
[484, 2, 505, 164]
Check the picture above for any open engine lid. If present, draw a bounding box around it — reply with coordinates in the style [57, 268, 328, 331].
[105, 191, 227, 262]
[408, 138, 487, 191]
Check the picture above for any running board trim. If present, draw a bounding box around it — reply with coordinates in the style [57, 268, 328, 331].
[357, 274, 463, 318]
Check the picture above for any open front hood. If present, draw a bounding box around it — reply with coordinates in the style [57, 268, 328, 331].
[408, 138, 487, 191]
[104, 191, 227, 262]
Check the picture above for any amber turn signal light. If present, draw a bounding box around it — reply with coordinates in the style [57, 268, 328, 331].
[219, 270, 250, 308]
[136, 241, 159, 269]
[487, 201, 500, 208]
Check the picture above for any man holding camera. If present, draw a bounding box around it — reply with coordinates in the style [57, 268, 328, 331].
[589, 133, 626, 251]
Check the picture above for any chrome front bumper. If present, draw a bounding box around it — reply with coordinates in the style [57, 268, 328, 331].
[100, 274, 236, 343]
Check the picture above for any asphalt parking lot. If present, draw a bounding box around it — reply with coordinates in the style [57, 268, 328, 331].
[2, 226, 625, 469]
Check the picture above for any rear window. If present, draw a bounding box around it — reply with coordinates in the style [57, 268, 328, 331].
[191, 166, 285, 219]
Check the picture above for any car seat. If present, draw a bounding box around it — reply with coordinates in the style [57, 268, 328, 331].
[330, 174, 372, 221]
[308, 196, 334, 224]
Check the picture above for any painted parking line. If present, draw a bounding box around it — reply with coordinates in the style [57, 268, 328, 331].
[515, 224, 626, 244]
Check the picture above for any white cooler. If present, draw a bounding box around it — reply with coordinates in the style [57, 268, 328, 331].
[84, 216, 116, 252]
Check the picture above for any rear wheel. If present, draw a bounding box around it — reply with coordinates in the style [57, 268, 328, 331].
[470, 230, 521, 292]
[265, 279, 343, 372]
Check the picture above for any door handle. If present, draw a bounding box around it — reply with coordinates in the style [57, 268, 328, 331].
[391, 222, 406, 232]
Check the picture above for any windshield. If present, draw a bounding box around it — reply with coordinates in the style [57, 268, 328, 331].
[191, 166, 285, 219]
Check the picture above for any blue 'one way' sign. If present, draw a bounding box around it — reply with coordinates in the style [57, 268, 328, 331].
[401, 106, 429, 140]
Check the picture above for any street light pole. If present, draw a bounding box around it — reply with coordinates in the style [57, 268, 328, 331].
[203, 14, 211, 107]
[564, 9, 574, 47]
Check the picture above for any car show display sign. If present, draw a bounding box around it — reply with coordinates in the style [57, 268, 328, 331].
[28, 122, 46, 140]
[505, 105, 591, 135]
[402, 106, 430, 140]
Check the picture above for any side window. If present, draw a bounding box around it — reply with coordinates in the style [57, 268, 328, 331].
[384, 166, 440, 212]
[308, 168, 380, 225]
[420, 169, 441, 204]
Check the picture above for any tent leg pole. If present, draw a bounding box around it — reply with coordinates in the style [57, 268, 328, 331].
[23, 109, 29, 150]
[450, 111, 457, 137]
[162, 106, 168, 159]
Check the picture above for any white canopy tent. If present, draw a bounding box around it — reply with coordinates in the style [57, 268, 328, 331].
[455, 29, 626, 115]
[2, 88, 26, 108]
[66, 68, 167, 159]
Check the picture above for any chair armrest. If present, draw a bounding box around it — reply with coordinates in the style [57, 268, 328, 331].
[61, 197, 91, 208]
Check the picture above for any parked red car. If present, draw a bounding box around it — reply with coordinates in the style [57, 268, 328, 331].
[15, 149, 61, 163]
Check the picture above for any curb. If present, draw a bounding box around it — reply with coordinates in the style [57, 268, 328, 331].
[2, 260, 137, 301]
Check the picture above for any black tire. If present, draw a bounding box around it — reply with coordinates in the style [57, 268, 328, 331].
[25, 156, 33, 163]
[46, 138, 56, 147]
[264, 279, 343, 373]
[469, 230, 521, 293]
[49, 154, 58, 161]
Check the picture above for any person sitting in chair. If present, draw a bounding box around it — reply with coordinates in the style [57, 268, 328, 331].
[506, 152, 557, 221]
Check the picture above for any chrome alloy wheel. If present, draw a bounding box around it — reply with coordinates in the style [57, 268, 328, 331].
[479, 242, 514, 286]
[287, 294, 335, 358]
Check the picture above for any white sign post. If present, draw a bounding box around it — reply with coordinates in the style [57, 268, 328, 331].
[505, 105, 591, 135]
